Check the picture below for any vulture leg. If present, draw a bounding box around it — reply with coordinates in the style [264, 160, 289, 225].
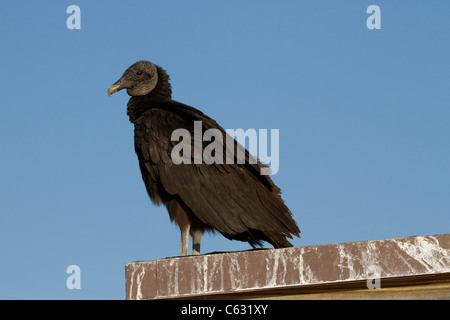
[192, 229, 202, 255]
[180, 224, 190, 256]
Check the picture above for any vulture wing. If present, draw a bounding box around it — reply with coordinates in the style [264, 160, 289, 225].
[133, 101, 300, 247]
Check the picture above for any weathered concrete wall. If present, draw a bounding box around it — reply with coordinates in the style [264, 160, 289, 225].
[126, 234, 450, 299]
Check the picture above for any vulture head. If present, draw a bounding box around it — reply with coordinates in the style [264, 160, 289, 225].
[108, 60, 158, 97]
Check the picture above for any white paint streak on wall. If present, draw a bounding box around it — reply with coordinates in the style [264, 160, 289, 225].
[135, 265, 146, 300]
[396, 236, 450, 273]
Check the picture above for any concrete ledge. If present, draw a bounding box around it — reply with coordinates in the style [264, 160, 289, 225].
[125, 233, 450, 299]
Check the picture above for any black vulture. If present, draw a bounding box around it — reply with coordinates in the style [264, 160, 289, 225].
[108, 60, 300, 256]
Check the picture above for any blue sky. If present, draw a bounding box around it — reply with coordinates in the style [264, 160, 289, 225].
[1, 1, 449, 299]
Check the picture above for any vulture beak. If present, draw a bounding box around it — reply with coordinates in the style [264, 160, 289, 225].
[108, 84, 121, 96]
[108, 76, 128, 96]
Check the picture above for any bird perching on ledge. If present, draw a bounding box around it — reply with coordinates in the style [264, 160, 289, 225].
[108, 60, 300, 256]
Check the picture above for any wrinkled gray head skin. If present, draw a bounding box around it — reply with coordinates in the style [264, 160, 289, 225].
[108, 60, 158, 97]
